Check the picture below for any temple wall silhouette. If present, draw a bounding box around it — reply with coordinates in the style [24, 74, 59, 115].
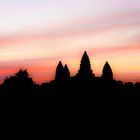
[0, 51, 140, 96]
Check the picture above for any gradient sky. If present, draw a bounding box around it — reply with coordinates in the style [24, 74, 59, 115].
[0, 0, 140, 83]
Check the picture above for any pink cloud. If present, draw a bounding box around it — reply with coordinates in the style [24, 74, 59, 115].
[1, 10, 140, 47]
[89, 45, 140, 56]
[0, 10, 140, 83]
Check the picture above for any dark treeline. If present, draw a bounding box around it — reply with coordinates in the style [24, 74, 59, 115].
[0, 51, 140, 96]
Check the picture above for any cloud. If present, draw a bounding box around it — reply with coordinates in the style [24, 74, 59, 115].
[1, 10, 140, 45]
[0, 10, 140, 83]
[89, 45, 140, 56]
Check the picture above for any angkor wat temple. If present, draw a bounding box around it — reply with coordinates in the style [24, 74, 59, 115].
[0, 51, 140, 96]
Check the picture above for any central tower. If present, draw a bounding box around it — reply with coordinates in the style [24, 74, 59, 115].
[77, 51, 94, 79]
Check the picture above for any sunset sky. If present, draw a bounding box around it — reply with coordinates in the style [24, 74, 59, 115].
[0, 0, 140, 83]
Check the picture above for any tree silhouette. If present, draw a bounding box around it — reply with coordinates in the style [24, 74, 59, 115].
[77, 51, 94, 79]
[55, 61, 64, 81]
[2, 69, 34, 95]
[102, 61, 113, 80]
[16, 69, 29, 78]
[64, 64, 70, 80]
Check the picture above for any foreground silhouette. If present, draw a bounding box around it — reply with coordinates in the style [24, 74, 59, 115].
[0, 51, 140, 96]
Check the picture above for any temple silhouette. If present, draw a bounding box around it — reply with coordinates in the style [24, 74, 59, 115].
[76, 51, 94, 80]
[0, 51, 140, 96]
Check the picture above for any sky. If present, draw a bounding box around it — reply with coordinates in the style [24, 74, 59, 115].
[0, 0, 140, 83]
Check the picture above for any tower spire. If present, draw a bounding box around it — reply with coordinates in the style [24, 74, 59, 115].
[55, 61, 64, 81]
[102, 61, 113, 80]
[77, 51, 94, 79]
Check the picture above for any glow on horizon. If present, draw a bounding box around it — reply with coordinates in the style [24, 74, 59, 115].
[0, 0, 140, 83]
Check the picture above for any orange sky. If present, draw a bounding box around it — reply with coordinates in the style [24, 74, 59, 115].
[0, 0, 140, 83]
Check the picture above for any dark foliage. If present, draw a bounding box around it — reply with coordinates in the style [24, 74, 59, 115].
[1, 69, 36, 96]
